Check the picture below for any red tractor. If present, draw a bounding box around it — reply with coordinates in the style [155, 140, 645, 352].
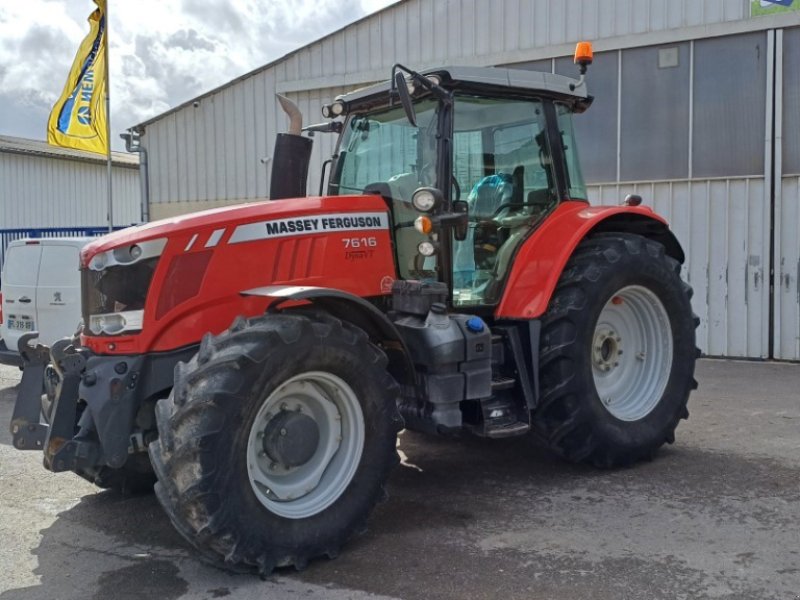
[11, 48, 697, 575]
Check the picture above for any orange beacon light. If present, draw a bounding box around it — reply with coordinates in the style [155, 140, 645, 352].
[574, 41, 594, 74]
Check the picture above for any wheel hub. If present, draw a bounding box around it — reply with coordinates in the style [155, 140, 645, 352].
[591, 286, 673, 421]
[246, 372, 365, 519]
[262, 410, 320, 468]
[592, 329, 622, 372]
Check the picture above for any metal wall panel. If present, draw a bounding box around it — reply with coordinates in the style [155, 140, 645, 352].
[142, 0, 767, 207]
[587, 177, 769, 358]
[775, 29, 800, 360]
[777, 176, 800, 360]
[273, 0, 749, 92]
[0, 152, 140, 228]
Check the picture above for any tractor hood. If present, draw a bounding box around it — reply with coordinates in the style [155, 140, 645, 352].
[81, 195, 388, 266]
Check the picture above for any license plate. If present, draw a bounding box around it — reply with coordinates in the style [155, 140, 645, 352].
[7, 319, 34, 331]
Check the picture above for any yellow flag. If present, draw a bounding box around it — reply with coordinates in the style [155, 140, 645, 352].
[47, 0, 108, 155]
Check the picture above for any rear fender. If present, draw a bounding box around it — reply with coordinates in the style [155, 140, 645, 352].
[242, 285, 415, 384]
[494, 201, 684, 319]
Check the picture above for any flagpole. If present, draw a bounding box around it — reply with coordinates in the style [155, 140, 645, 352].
[104, 0, 113, 232]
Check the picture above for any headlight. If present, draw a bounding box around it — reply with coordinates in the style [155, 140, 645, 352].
[411, 187, 442, 212]
[417, 241, 437, 256]
[89, 309, 144, 336]
[426, 74, 442, 87]
[88, 238, 167, 272]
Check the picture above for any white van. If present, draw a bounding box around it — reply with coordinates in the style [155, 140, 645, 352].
[0, 237, 92, 366]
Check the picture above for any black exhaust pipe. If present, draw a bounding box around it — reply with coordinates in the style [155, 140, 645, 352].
[270, 95, 313, 200]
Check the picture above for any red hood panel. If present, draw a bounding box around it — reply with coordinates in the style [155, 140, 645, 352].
[81, 194, 399, 355]
[81, 195, 387, 264]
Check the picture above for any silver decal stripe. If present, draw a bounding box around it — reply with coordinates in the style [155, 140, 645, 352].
[185, 234, 198, 252]
[229, 212, 389, 245]
[205, 228, 226, 248]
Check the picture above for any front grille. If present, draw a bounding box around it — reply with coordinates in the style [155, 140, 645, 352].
[81, 257, 159, 335]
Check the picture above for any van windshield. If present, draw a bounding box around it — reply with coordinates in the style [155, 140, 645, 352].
[2, 245, 41, 286]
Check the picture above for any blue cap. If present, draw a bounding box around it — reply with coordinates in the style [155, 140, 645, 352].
[466, 317, 485, 333]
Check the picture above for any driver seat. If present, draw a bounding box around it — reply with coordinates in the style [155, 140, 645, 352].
[469, 172, 516, 219]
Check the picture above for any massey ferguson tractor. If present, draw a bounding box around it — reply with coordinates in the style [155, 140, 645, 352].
[10, 44, 698, 575]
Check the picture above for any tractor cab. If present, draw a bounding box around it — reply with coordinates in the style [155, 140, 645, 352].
[324, 65, 593, 308]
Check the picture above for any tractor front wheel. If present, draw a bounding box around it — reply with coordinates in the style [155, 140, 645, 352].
[533, 233, 698, 467]
[149, 312, 402, 575]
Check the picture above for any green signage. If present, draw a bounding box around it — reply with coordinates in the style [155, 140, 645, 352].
[751, 0, 800, 16]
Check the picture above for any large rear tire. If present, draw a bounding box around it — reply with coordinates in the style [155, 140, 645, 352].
[533, 233, 699, 467]
[149, 312, 402, 575]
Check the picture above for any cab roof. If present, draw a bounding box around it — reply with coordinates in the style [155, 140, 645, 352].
[336, 66, 592, 112]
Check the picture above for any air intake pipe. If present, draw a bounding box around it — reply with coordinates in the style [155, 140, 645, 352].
[270, 94, 313, 200]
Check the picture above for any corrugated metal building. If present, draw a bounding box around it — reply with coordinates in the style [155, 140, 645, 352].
[0, 136, 141, 228]
[130, 0, 800, 361]
[0, 135, 142, 264]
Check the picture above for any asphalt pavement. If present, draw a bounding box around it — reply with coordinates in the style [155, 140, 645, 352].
[0, 359, 798, 600]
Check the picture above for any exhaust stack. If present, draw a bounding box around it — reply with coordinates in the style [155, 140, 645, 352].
[270, 94, 313, 200]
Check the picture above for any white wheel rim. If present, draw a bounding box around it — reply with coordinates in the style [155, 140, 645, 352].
[591, 285, 673, 421]
[246, 371, 365, 519]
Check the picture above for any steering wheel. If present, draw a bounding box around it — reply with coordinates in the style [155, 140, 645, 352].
[490, 202, 525, 219]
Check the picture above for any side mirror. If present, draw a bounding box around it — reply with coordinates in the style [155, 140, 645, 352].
[394, 72, 417, 127]
[452, 200, 469, 241]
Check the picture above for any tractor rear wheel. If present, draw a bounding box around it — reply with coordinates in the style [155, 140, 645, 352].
[533, 233, 698, 467]
[149, 312, 402, 575]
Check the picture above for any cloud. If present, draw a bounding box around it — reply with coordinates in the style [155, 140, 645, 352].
[0, 0, 398, 149]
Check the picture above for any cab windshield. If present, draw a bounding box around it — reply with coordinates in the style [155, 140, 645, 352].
[332, 99, 441, 280]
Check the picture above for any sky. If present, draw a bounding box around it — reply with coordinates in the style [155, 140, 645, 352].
[0, 0, 396, 150]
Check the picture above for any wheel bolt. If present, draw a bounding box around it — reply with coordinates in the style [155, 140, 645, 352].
[258, 451, 266, 458]
[280, 403, 288, 411]
[280, 428, 287, 436]
[269, 462, 277, 470]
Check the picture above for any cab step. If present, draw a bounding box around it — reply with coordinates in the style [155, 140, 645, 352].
[469, 395, 531, 438]
[491, 376, 516, 391]
[484, 421, 530, 439]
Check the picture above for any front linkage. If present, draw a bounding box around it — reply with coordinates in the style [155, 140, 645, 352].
[10, 333, 187, 476]
[11, 334, 104, 472]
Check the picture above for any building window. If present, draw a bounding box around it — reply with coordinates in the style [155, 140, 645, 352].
[620, 43, 690, 181]
[692, 32, 767, 178]
[783, 27, 800, 176]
